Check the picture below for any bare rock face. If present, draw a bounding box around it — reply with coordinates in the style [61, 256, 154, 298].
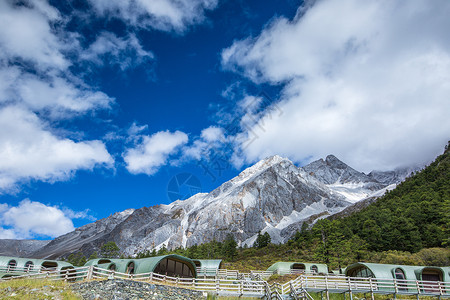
[25, 154, 408, 259]
[0, 239, 50, 257]
[368, 167, 415, 185]
[31, 209, 135, 259]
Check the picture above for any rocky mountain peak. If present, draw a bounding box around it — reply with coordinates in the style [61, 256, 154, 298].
[325, 154, 348, 169]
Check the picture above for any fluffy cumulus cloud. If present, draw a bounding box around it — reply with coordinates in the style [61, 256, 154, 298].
[222, 0, 450, 172]
[80, 32, 154, 70]
[124, 130, 188, 175]
[89, 0, 218, 32]
[0, 0, 68, 70]
[0, 106, 113, 192]
[182, 126, 226, 160]
[0, 199, 94, 239]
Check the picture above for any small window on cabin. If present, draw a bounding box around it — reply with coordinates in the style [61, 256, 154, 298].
[348, 266, 374, 278]
[7, 260, 16, 271]
[108, 264, 116, 271]
[98, 259, 112, 265]
[395, 268, 405, 280]
[395, 268, 407, 291]
[41, 261, 58, 270]
[422, 269, 442, 282]
[292, 263, 305, 271]
[193, 260, 201, 267]
[25, 261, 34, 270]
[311, 265, 318, 273]
[126, 262, 135, 274]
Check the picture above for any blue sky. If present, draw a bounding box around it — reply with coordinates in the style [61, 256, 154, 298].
[0, 0, 449, 240]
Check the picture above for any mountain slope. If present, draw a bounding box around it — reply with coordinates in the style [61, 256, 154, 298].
[95, 156, 351, 256]
[306, 142, 450, 255]
[0, 239, 50, 257]
[303, 155, 408, 202]
[26, 153, 408, 259]
[344, 143, 450, 251]
[31, 209, 135, 259]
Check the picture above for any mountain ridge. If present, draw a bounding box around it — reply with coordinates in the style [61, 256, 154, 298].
[2, 154, 411, 259]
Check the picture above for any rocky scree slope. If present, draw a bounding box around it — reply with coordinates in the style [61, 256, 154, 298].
[30, 155, 406, 259]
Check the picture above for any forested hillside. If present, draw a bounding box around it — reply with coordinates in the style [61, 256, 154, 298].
[283, 141, 449, 269]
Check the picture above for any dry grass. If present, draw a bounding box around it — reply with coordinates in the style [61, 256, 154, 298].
[0, 278, 80, 299]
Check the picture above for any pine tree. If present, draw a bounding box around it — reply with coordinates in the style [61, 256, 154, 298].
[222, 234, 238, 260]
[100, 241, 120, 258]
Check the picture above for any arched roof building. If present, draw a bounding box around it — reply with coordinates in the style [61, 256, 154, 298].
[345, 262, 449, 282]
[192, 259, 222, 276]
[0, 255, 74, 278]
[84, 255, 197, 278]
[267, 262, 328, 275]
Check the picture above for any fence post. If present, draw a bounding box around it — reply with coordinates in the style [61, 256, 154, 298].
[86, 266, 94, 281]
[216, 278, 220, 294]
[149, 272, 153, 283]
[347, 277, 353, 300]
[416, 280, 421, 300]
[65, 269, 69, 282]
[438, 281, 444, 297]
[393, 278, 398, 299]
[369, 277, 374, 300]
[325, 276, 330, 300]
[239, 280, 242, 295]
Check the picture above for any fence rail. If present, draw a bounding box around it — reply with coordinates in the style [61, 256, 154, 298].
[1, 266, 449, 299]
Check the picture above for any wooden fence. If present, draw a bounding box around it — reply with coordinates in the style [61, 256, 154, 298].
[1, 266, 449, 299]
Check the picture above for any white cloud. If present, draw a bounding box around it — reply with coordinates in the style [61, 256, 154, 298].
[181, 126, 226, 160]
[16, 74, 113, 115]
[222, 0, 450, 172]
[80, 32, 154, 70]
[124, 130, 188, 175]
[200, 126, 224, 142]
[0, 199, 91, 239]
[0, 1, 128, 191]
[0, 106, 113, 192]
[89, 0, 218, 32]
[0, 0, 68, 70]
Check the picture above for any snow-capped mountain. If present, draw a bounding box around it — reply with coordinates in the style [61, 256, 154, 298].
[303, 155, 392, 203]
[27, 154, 407, 259]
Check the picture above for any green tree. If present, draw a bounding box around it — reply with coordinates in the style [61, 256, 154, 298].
[67, 252, 87, 266]
[88, 251, 98, 261]
[157, 244, 168, 256]
[222, 234, 238, 260]
[100, 241, 120, 258]
[254, 231, 271, 248]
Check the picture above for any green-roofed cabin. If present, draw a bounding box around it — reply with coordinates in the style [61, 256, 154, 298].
[192, 259, 222, 276]
[267, 262, 328, 275]
[0, 255, 74, 273]
[0, 255, 75, 280]
[345, 262, 449, 281]
[345, 262, 449, 292]
[85, 255, 197, 278]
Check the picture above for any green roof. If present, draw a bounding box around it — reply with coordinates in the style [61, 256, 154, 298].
[192, 259, 222, 269]
[267, 262, 328, 274]
[84, 255, 197, 277]
[345, 262, 450, 281]
[84, 258, 114, 267]
[0, 255, 73, 271]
